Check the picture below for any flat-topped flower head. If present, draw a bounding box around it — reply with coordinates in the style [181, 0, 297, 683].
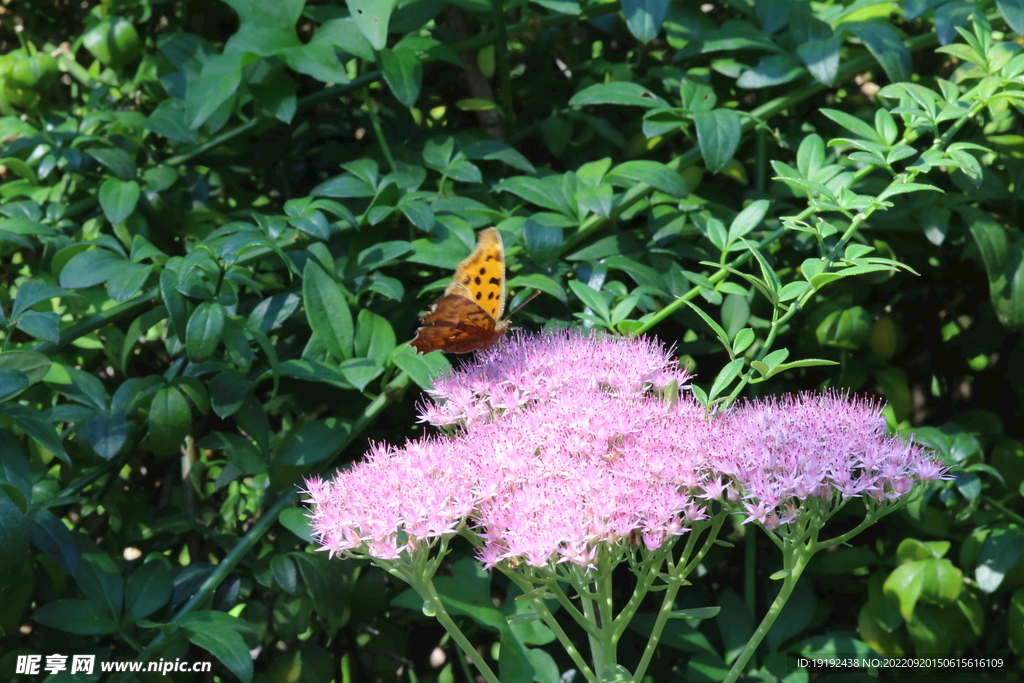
[708, 392, 949, 526]
[306, 331, 947, 568]
[420, 329, 692, 427]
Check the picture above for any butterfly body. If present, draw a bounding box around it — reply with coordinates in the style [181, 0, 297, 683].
[411, 227, 509, 354]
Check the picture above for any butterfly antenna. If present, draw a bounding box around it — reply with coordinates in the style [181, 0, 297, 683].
[507, 289, 541, 320]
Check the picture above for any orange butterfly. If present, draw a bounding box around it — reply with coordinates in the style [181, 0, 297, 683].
[411, 227, 510, 354]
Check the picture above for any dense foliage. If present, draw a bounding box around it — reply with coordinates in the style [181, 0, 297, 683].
[3, 0, 1024, 680]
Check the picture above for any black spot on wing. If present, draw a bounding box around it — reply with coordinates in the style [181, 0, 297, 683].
[488, 277, 501, 286]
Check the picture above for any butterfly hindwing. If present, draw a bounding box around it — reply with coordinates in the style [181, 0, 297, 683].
[412, 292, 503, 354]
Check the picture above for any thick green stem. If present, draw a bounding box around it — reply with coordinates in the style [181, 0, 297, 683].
[632, 516, 725, 681]
[418, 577, 502, 683]
[722, 540, 814, 683]
[501, 569, 600, 683]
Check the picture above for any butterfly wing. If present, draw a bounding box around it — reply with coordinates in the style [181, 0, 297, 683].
[411, 227, 509, 354]
[450, 227, 506, 322]
[411, 287, 505, 354]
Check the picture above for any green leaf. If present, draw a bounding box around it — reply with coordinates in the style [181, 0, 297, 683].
[148, 386, 192, 456]
[764, 358, 838, 378]
[0, 403, 69, 463]
[271, 554, 299, 593]
[871, 365, 912, 423]
[459, 136, 537, 174]
[173, 377, 210, 415]
[248, 292, 301, 334]
[965, 207, 1024, 330]
[728, 200, 770, 244]
[569, 81, 669, 108]
[0, 218, 57, 237]
[692, 109, 741, 173]
[180, 611, 256, 682]
[381, 46, 422, 107]
[392, 345, 450, 388]
[523, 220, 563, 266]
[275, 417, 352, 467]
[124, 559, 172, 623]
[339, 358, 381, 391]
[778, 281, 809, 302]
[716, 589, 754, 663]
[312, 18, 375, 61]
[303, 260, 354, 361]
[346, 0, 394, 51]
[679, 78, 717, 111]
[98, 178, 141, 224]
[737, 54, 804, 88]
[568, 280, 611, 324]
[622, 0, 670, 42]
[77, 552, 124, 620]
[998, 0, 1024, 34]
[33, 599, 119, 635]
[0, 369, 30, 403]
[0, 488, 28, 590]
[820, 108, 882, 143]
[606, 160, 687, 197]
[291, 552, 352, 635]
[683, 299, 731, 352]
[12, 280, 73, 319]
[840, 22, 911, 83]
[976, 527, 1024, 593]
[250, 69, 298, 123]
[197, 431, 267, 474]
[721, 292, 750, 338]
[732, 328, 755, 355]
[160, 263, 189, 343]
[279, 508, 313, 542]
[496, 176, 573, 215]
[1011, 590, 1024, 655]
[355, 309, 397, 363]
[0, 351, 51, 384]
[209, 372, 255, 418]
[185, 301, 226, 362]
[884, 558, 962, 621]
[59, 248, 124, 290]
[798, 35, 839, 85]
[815, 305, 872, 350]
[738, 239, 782, 299]
[84, 408, 131, 459]
[709, 358, 745, 400]
[877, 181, 943, 202]
[15, 311, 59, 342]
[109, 261, 153, 302]
[185, 52, 241, 130]
[86, 147, 136, 180]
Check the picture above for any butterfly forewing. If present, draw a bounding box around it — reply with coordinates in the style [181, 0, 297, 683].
[450, 228, 506, 321]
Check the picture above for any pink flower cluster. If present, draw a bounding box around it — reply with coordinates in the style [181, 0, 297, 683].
[304, 331, 947, 568]
[417, 329, 691, 427]
[705, 393, 947, 529]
